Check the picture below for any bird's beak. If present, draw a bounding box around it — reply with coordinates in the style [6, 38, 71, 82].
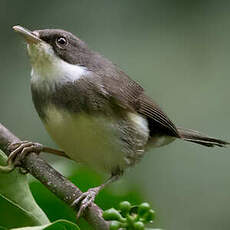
[13, 25, 42, 44]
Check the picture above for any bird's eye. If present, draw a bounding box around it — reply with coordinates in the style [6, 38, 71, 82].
[56, 37, 67, 47]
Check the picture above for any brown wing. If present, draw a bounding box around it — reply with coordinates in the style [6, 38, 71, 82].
[101, 70, 180, 138]
[137, 93, 180, 138]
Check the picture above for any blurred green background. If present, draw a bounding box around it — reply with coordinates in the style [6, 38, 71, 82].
[1, 0, 230, 229]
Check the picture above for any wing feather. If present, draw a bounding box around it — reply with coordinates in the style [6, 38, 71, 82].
[100, 70, 179, 138]
[137, 93, 179, 137]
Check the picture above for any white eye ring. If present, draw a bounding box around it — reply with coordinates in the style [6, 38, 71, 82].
[56, 37, 68, 47]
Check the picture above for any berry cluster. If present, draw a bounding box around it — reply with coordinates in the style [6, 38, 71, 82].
[103, 201, 157, 230]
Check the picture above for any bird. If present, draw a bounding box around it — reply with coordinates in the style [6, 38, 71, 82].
[11, 25, 228, 217]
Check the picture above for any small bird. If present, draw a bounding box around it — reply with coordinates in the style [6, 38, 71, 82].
[12, 25, 228, 217]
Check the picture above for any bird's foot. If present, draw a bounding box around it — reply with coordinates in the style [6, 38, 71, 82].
[0, 141, 43, 173]
[72, 186, 101, 219]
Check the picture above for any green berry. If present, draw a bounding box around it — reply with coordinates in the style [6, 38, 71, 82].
[126, 214, 137, 225]
[138, 202, 151, 216]
[145, 209, 155, 222]
[103, 208, 123, 221]
[119, 201, 131, 214]
[133, 221, 145, 230]
[109, 221, 121, 230]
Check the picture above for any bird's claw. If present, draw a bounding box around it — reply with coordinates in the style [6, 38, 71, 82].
[72, 187, 100, 219]
[0, 141, 44, 173]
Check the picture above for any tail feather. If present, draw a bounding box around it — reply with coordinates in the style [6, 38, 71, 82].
[177, 127, 229, 147]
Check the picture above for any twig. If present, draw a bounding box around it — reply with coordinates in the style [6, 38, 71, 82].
[0, 122, 109, 230]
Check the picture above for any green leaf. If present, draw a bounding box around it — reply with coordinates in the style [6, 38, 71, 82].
[0, 150, 50, 228]
[0, 226, 8, 230]
[11, 219, 80, 230]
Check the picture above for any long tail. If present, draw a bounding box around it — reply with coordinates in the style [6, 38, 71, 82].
[177, 127, 229, 147]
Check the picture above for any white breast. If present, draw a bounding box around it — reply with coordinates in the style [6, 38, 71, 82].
[42, 104, 150, 174]
[43, 105, 129, 173]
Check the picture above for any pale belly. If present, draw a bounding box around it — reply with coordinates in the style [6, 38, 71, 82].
[42, 105, 149, 174]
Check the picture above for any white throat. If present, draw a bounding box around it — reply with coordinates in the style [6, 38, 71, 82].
[27, 42, 88, 88]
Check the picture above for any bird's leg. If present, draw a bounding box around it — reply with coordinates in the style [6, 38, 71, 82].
[0, 140, 68, 173]
[73, 173, 121, 219]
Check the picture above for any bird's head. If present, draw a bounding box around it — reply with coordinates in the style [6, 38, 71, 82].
[13, 25, 95, 84]
[13, 25, 90, 67]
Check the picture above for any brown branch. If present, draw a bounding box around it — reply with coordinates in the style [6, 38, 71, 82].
[0, 122, 109, 230]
